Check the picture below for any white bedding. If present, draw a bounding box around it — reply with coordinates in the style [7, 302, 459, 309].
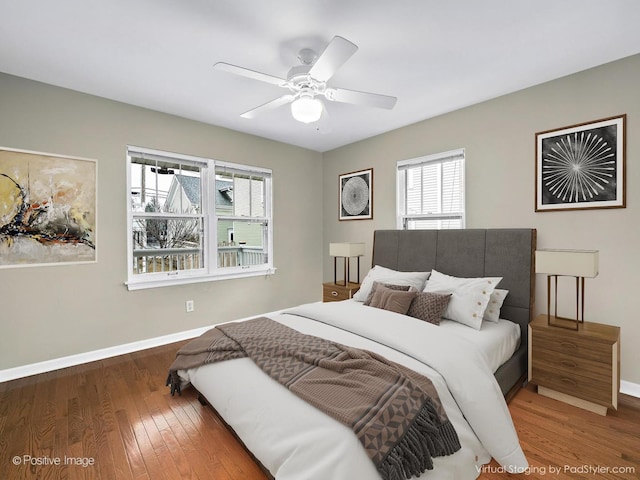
[438, 317, 521, 373]
[179, 301, 527, 480]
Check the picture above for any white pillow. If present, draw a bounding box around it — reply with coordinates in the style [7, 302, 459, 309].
[353, 265, 431, 302]
[483, 289, 509, 323]
[423, 269, 502, 330]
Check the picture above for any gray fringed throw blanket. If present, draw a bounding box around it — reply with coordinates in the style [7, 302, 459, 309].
[167, 317, 460, 480]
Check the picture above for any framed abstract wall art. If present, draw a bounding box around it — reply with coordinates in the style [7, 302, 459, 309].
[535, 114, 626, 212]
[339, 168, 373, 221]
[0, 147, 97, 268]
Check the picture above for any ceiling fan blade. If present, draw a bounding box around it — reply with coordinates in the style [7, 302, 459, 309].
[240, 94, 295, 119]
[309, 36, 358, 82]
[326, 87, 397, 110]
[214, 62, 286, 86]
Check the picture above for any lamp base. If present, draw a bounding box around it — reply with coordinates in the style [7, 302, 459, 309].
[333, 256, 361, 286]
[546, 314, 580, 331]
[546, 275, 585, 331]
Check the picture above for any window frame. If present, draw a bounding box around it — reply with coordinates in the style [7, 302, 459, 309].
[126, 146, 274, 291]
[396, 148, 465, 230]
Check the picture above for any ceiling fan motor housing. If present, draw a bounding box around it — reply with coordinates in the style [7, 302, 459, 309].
[286, 65, 326, 99]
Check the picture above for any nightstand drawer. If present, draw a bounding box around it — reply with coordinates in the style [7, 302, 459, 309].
[533, 328, 611, 363]
[324, 285, 350, 301]
[531, 365, 613, 407]
[531, 348, 612, 384]
[322, 282, 359, 302]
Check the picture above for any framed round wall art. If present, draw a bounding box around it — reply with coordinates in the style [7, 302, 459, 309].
[339, 168, 373, 221]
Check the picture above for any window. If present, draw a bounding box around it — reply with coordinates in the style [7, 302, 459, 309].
[126, 146, 273, 290]
[397, 148, 465, 229]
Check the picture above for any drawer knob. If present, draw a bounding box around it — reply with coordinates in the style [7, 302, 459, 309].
[559, 341, 577, 349]
[560, 360, 577, 368]
[560, 377, 578, 387]
[331, 291, 338, 297]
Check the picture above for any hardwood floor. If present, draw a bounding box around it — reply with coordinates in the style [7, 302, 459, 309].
[0, 341, 267, 480]
[479, 386, 640, 480]
[1, 341, 638, 480]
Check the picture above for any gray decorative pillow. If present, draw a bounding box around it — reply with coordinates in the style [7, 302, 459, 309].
[407, 292, 452, 325]
[368, 286, 417, 315]
[363, 281, 411, 306]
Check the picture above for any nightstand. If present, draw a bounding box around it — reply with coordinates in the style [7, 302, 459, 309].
[322, 282, 360, 302]
[528, 314, 620, 415]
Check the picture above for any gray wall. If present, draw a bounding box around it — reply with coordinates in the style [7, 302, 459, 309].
[322, 54, 640, 386]
[0, 72, 323, 370]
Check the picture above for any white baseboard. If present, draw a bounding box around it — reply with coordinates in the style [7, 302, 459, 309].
[621, 380, 640, 399]
[0, 326, 211, 383]
[0, 310, 284, 383]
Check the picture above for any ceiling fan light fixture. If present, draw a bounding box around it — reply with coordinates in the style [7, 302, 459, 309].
[290, 96, 323, 123]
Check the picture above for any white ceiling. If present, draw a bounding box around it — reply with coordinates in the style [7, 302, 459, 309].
[2, 1, 640, 152]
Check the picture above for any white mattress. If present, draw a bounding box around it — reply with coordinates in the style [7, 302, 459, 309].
[183, 313, 489, 480]
[179, 300, 527, 480]
[438, 317, 521, 373]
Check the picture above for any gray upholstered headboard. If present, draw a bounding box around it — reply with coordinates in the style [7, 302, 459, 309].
[372, 228, 536, 395]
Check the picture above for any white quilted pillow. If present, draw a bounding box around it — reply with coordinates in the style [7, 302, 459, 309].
[483, 289, 509, 323]
[423, 269, 502, 330]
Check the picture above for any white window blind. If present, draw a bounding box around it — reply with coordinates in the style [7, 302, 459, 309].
[397, 149, 465, 230]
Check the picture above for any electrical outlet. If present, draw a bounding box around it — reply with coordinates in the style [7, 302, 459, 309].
[185, 300, 194, 313]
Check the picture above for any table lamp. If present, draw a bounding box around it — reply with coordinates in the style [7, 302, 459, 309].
[329, 242, 365, 286]
[535, 249, 599, 330]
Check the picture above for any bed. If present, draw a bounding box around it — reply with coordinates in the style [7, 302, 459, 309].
[171, 228, 536, 480]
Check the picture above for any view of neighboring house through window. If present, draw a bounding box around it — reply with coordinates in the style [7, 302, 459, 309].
[215, 166, 268, 268]
[396, 149, 465, 229]
[126, 146, 273, 290]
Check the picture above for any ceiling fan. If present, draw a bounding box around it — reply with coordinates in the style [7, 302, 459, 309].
[214, 36, 397, 124]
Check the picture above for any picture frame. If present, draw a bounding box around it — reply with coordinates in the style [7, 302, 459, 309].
[0, 146, 97, 268]
[535, 114, 626, 212]
[339, 168, 373, 221]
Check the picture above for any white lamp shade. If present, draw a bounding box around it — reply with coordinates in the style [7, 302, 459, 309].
[291, 96, 323, 123]
[535, 249, 599, 278]
[330, 242, 365, 257]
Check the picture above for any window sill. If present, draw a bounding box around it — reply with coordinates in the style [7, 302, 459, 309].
[125, 267, 276, 291]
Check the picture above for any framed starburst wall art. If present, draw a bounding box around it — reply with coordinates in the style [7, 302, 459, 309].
[535, 114, 626, 212]
[0, 147, 97, 268]
[339, 168, 373, 220]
